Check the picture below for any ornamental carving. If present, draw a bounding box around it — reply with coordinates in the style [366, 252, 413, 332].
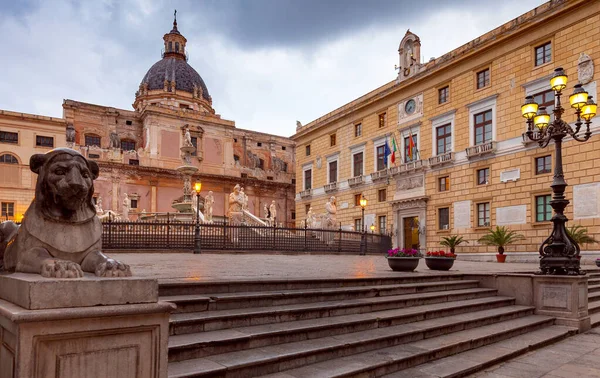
[392, 198, 427, 210]
[578, 53, 594, 85]
[396, 175, 424, 191]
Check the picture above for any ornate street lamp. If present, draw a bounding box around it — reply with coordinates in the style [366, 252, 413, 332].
[359, 195, 367, 255]
[193, 182, 202, 254]
[521, 67, 596, 275]
[370, 224, 375, 233]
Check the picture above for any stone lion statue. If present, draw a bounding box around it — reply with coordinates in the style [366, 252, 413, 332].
[0, 148, 132, 278]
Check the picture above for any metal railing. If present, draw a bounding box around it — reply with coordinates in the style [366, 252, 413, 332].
[101, 219, 392, 254]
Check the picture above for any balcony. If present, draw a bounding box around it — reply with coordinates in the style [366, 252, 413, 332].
[466, 141, 497, 159]
[299, 189, 312, 198]
[521, 131, 542, 145]
[324, 182, 337, 193]
[348, 175, 364, 187]
[389, 159, 428, 177]
[371, 169, 389, 182]
[428, 152, 454, 168]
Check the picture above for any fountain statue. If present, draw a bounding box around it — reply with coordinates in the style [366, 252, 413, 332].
[204, 191, 214, 223]
[324, 196, 337, 229]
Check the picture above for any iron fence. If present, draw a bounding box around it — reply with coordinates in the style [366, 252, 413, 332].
[102, 219, 392, 254]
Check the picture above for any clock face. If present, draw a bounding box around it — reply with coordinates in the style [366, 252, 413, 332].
[405, 99, 416, 115]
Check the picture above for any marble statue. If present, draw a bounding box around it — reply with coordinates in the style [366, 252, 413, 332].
[296, 121, 303, 131]
[227, 184, 244, 217]
[269, 200, 277, 224]
[324, 196, 337, 229]
[95, 196, 103, 215]
[109, 131, 120, 149]
[122, 193, 130, 221]
[240, 187, 249, 211]
[0, 148, 131, 277]
[204, 191, 214, 222]
[141, 209, 146, 215]
[184, 127, 193, 147]
[66, 124, 76, 143]
[306, 206, 316, 228]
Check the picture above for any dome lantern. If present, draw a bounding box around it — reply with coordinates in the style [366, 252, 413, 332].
[163, 10, 187, 60]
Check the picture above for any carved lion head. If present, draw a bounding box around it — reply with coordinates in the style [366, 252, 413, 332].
[30, 148, 99, 223]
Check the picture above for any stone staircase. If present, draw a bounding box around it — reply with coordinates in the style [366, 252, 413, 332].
[161, 275, 576, 378]
[588, 272, 600, 328]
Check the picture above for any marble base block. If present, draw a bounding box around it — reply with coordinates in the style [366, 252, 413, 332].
[533, 275, 590, 332]
[0, 273, 173, 378]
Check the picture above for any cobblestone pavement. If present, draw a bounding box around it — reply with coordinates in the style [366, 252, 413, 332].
[468, 327, 600, 378]
[110, 252, 596, 282]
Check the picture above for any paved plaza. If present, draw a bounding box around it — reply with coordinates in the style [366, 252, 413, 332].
[111, 252, 566, 282]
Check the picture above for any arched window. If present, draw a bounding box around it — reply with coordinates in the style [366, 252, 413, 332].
[168, 41, 172, 52]
[120, 139, 136, 151]
[0, 154, 18, 164]
[85, 134, 101, 147]
[175, 42, 180, 52]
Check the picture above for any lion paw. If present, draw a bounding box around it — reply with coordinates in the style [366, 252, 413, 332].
[41, 260, 84, 278]
[95, 259, 132, 277]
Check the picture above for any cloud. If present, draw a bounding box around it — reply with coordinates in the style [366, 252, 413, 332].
[0, 0, 545, 137]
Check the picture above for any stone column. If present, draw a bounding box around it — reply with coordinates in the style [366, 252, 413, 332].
[0, 273, 173, 378]
[150, 180, 158, 213]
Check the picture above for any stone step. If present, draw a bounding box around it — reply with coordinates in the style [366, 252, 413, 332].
[589, 291, 600, 304]
[589, 301, 600, 315]
[588, 278, 600, 285]
[168, 296, 518, 362]
[170, 287, 498, 335]
[588, 284, 600, 293]
[591, 312, 600, 328]
[163, 280, 481, 313]
[169, 314, 553, 378]
[159, 275, 465, 296]
[380, 325, 576, 378]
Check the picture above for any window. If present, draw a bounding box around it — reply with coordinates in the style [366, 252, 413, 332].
[129, 159, 139, 166]
[476, 68, 490, 89]
[535, 42, 552, 66]
[378, 216, 387, 234]
[305, 145, 311, 156]
[477, 202, 490, 227]
[533, 90, 555, 121]
[258, 158, 265, 170]
[267, 176, 273, 180]
[282, 146, 286, 150]
[535, 155, 552, 175]
[241, 173, 248, 178]
[330, 134, 336, 146]
[477, 168, 490, 185]
[125, 120, 133, 126]
[438, 86, 449, 104]
[282, 162, 288, 173]
[536, 195, 552, 222]
[354, 123, 362, 137]
[0, 131, 18, 144]
[175, 42, 180, 52]
[403, 134, 418, 162]
[85, 135, 101, 147]
[168, 41, 173, 52]
[233, 138, 238, 143]
[378, 113, 386, 128]
[0, 154, 18, 164]
[376, 145, 386, 171]
[291, 178, 296, 184]
[179, 104, 190, 110]
[378, 188, 386, 202]
[1, 202, 14, 219]
[233, 154, 240, 163]
[438, 176, 449, 192]
[130, 199, 138, 209]
[354, 194, 362, 206]
[354, 218, 363, 232]
[257, 142, 262, 147]
[436, 124, 452, 155]
[36, 135, 54, 148]
[121, 139, 135, 151]
[438, 208, 450, 230]
[304, 169, 312, 190]
[328, 160, 338, 183]
[353, 152, 363, 177]
[305, 204, 310, 214]
[291, 211, 296, 220]
[190, 136, 198, 156]
[474, 110, 493, 145]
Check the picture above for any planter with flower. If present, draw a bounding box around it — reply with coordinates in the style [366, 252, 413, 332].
[425, 250, 457, 271]
[386, 248, 423, 272]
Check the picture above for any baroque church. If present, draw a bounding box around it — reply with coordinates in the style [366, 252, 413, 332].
[0, 16, 296, 225]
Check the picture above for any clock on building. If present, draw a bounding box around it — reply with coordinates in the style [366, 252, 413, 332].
[405, 99, 416, 115]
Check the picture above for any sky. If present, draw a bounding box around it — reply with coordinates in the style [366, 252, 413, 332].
[0, 0, 546, 137]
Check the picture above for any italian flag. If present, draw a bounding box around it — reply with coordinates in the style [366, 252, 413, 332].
[391, 136, 398, 164]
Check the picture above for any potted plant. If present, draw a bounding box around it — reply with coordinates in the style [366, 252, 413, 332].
[477, 226, 525, 263]
[566, 224, 599, 266]
[425, 250, 456, 271]
[440, 235, 468, 254]
[386, 248, 423, 272]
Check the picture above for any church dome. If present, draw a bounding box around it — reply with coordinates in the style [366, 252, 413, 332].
[141, 57, 210, 102]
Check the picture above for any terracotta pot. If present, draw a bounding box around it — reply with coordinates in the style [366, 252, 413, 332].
[496, 254, 506, 263]
[387, 257, 421, 272]
[425, 257, 455, 271]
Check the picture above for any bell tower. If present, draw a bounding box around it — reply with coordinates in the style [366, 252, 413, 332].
[397, 30, 422, 83]
[163, 10, 187, 60]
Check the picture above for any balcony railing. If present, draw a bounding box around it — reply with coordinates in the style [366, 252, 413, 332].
[348, 175, 364, 187]
[371, 169, 389, 182]
[465, 141, 497, 159]
[428, 152, 454, 167]
[324, 182, 338, 192]
[389, 159, 428, 176]
[521, 131, 542, 145]
[299, 189, 312, 198]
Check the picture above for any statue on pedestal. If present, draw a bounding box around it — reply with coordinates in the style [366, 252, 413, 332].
[109, 131, 120, 149]
[306, 206, 316, 228]
[0, 148, 131, 277]
[239, 187, 249, 211]
[184, 127, 193, 147]
[269, 200, 277, 225]
[324, 196, 337, 229]
[95, 196, 103, 215]
[66, 124, 76, 144]
[227, 184, 244, 219]
[204, 191, 214, 223]
[122, 193, 130, 221]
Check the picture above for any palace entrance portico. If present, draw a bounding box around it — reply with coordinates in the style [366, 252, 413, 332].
[391, 197, 428, 251]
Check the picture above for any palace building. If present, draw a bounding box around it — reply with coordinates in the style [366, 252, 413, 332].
[0, 17, 296, 224]
[292, 0, 600, 257]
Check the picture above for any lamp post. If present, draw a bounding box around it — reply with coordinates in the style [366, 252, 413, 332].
[521, 67, 596, 275]
[370, 224, 375, 234]
[359, 194, 367, 255]
[193, 182, 202, 254]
